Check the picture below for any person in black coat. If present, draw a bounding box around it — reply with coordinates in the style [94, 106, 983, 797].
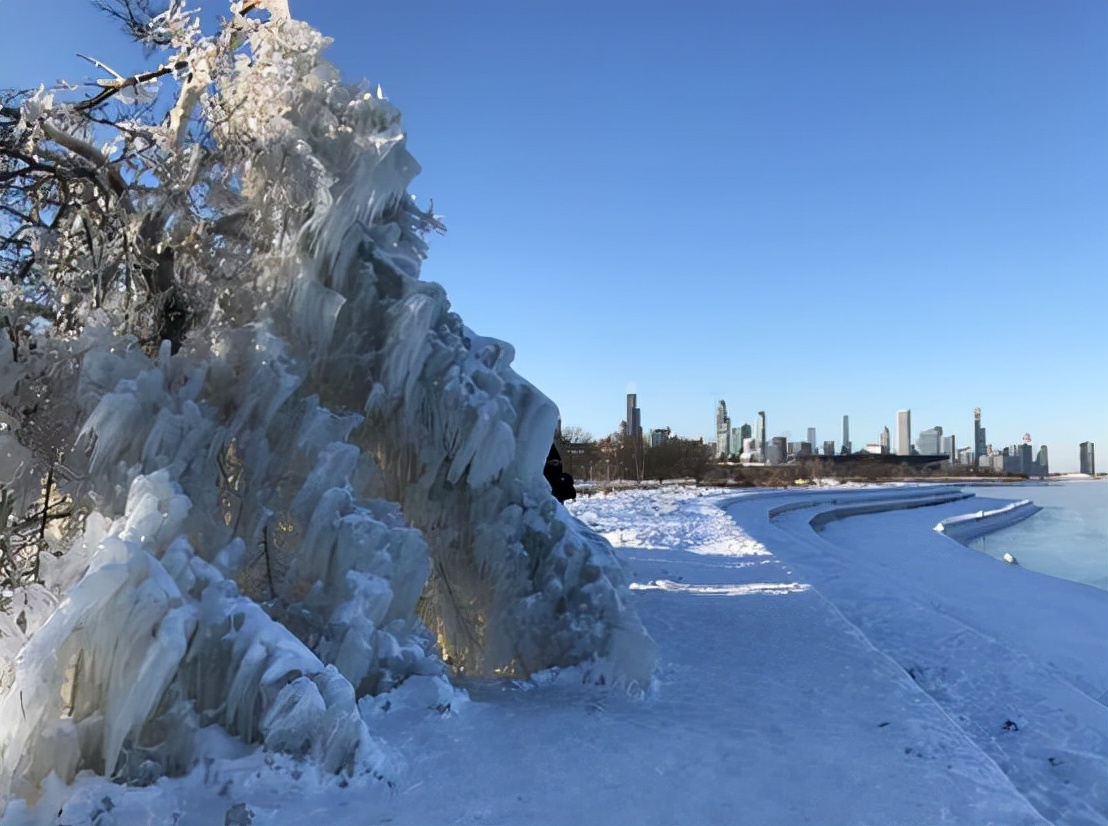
[544, 443, 577, 503]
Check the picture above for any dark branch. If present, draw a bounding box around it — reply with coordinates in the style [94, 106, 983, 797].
[76, 61, 181, 112]
[91, 0, 178, 49]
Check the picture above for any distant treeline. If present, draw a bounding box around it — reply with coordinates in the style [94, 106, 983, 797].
[558, 431, 1034, 487]
[705, 457, 1033, 487]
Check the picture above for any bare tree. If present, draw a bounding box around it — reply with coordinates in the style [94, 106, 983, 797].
[560, 425, 593, 444]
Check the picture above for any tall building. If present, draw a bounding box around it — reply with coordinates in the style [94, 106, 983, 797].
[757, 411, 767, 460]
[842, 415, 851, 455]
[807, 427, 817, 448]
[715, 400, 731, 458]
[626, 393, 642, 480]
[917, 425, 943, 456]
[1080, 441, 1096, 476]
[974, 408, 986, 464]
[880, 426, 891, 454]
[941, 435, 957, 463]
[896, 409, 912, 455]
[1018, 442, 1034, 474]
[649, 427, 670, 448]
[822, 440, 836, 457]
[768, 436, 787, 465]
[1036, 445, 1049, 475]
[739, 423, 752, 441]
[981, 443, 996, 471]
[789, 441, 813, 457]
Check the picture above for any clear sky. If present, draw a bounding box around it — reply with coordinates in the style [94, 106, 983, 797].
[2, 0, 1105, 471]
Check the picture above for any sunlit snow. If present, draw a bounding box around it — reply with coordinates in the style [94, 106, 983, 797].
[1, 6, 1104, 825]
[0, 8, 652, 807]
[4, 484, 1104, 825]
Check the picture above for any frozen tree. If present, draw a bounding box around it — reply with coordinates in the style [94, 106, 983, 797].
[0, 0, 655, 804]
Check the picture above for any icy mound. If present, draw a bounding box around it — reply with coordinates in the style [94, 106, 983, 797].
[934, 499, 1042, 542]
[0, 4, 654, 805]
[1, 473, 393, 800]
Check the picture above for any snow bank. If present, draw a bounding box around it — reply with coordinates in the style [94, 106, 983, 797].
[0, 472, 394, 802]
[8, 485, 1071, 825]
[725, 485, 1108, 825]
[933, 499, 1043, 542]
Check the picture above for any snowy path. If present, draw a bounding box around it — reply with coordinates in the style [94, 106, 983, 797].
[11, 485, 1091, 825]
[359, 488, 1044, 825]
[724, 485, 1108, 826]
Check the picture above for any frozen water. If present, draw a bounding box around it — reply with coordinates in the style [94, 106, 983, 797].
[0, 6, 653, 807]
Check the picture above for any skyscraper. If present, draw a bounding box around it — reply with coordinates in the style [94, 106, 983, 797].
[807, 427, 817, 448]
[757, 411, 767, 460]
[715, 400, 731, 458]
[896, 409, 911, 455]
[1018, 442, 1033, 475]
[842, 415, 851, 455]
[880, 426, 891, 453]
[1080, 442, 1096, 476]
[974, 408, 986, 464]
[941, 435, 957, 463]
[917, 425, 942, 456]
[1036, 445, 1049, 475]
[626, 393, 642, 480]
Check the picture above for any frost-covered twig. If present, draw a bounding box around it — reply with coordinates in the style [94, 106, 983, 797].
[75, 58, 182, 113]
[0, 0, 656, 808]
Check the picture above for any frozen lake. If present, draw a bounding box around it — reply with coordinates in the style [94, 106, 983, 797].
[960, 479, 1108, 591]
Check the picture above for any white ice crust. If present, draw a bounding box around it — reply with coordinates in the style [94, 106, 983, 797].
[0, 12, 654, 804]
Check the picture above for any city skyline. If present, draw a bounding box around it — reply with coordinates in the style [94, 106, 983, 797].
[598, 393, 1092, 475]
[2, 1, 1103, 473]
[555, 384, 1101, 473]
[554, 381, 1101, 473]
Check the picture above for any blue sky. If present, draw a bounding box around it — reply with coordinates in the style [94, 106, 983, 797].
[2, 1, 1105, 471]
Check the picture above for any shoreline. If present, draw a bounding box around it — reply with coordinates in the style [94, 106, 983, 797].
[576, 473, 1103, 495]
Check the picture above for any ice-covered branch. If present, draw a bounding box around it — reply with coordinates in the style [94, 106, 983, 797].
[0, 0, 655, 807]
[74, 56, 181, 113]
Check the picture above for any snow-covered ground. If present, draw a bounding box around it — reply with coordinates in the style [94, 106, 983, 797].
[5, 484, 1105, 825]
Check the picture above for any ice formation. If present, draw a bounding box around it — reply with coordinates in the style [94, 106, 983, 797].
[0, 7, 654, 805]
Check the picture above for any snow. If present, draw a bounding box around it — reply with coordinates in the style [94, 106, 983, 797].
[5, 483, 1103, 825]
[1, 13, 654, 803]
[934, 498, 1042, 541]
[2, 9, 1104, 821]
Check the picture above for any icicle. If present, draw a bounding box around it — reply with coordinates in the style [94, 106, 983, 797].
[2, 4, 656, 807]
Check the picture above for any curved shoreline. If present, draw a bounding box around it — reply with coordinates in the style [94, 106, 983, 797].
[717, 484, 1108, 824]
[718, 484, 1043, 547]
